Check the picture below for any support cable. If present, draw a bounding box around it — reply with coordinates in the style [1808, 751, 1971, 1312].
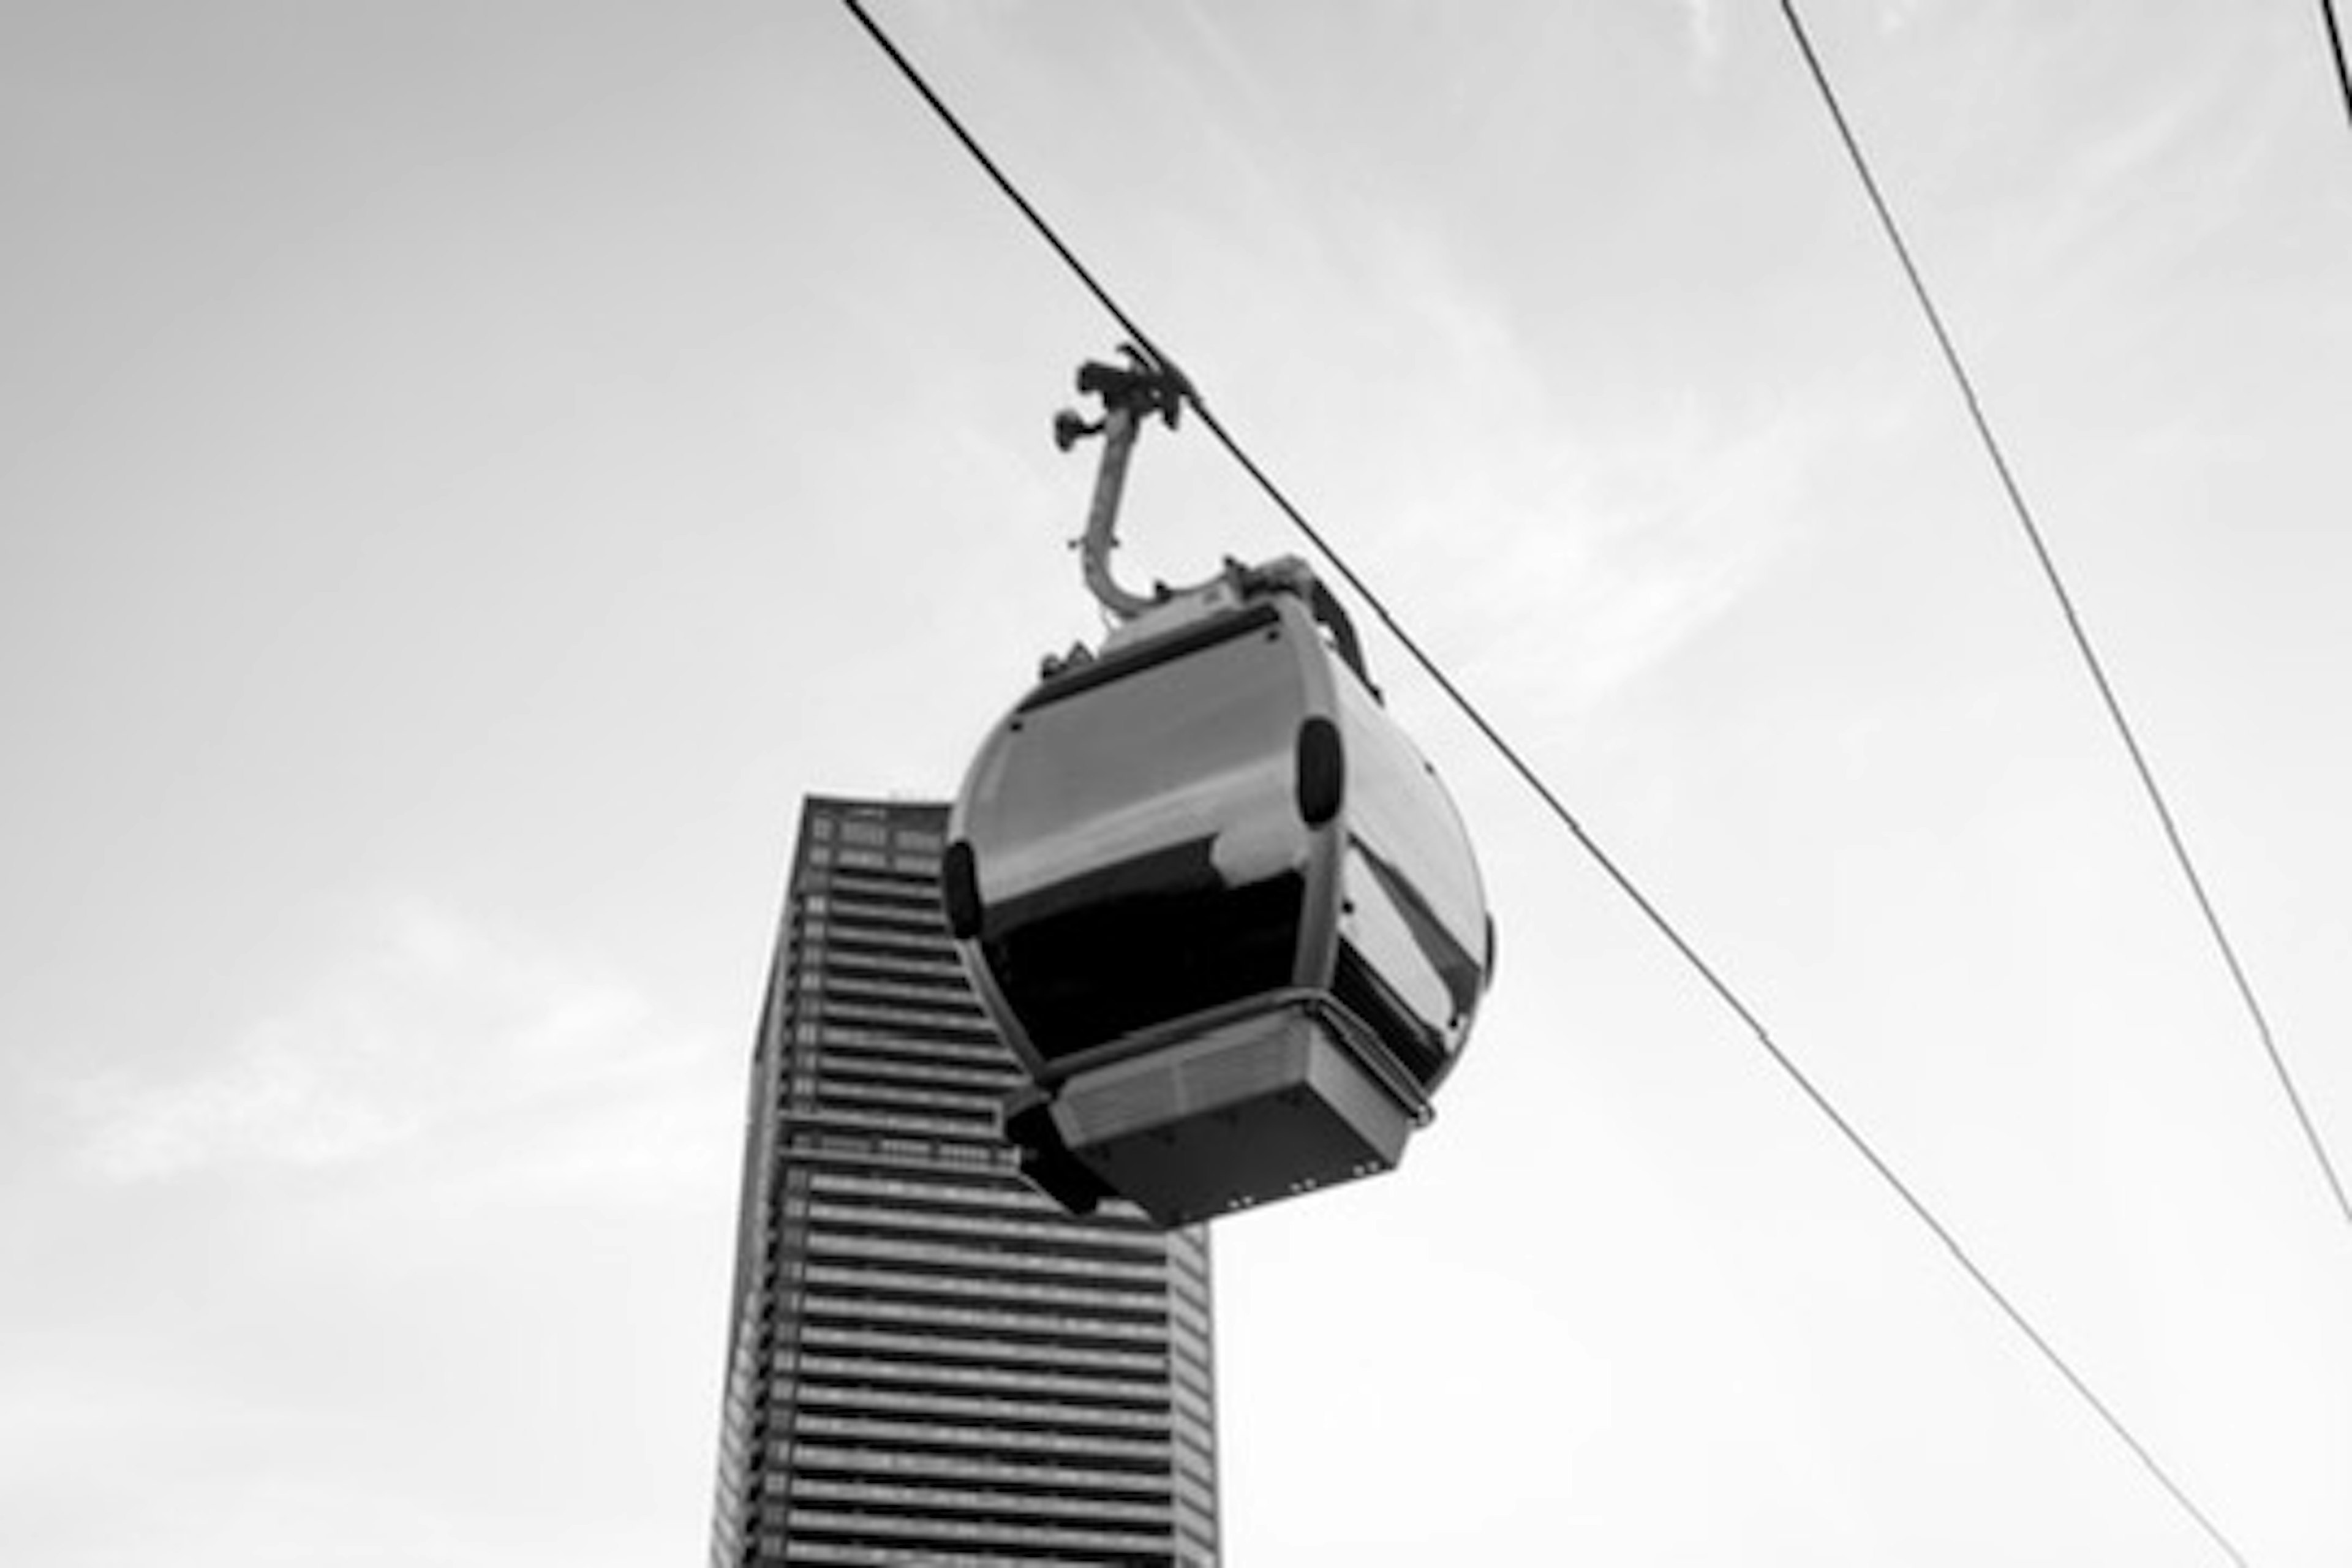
[2323, 0, 2352, 135]
[1774, 0, 2351, 1242]
[834, 2, 2250, 1561]
[836, 0, 1172, 372]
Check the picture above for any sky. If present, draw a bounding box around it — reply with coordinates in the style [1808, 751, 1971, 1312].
[4, 1, 2351, 1563]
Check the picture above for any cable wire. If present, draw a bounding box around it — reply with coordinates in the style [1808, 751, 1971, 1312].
[2323, 0, 2352, 134]
[1774, 0, 2352, 1246]
[1198, 327, 2255, 1568]
[834, 2, 2250, 1561]
[836, 0, 1173, 374]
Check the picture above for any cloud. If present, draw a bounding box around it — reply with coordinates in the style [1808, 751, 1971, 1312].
[72, 902, 722, 1196]
[1324, 227, 1833, 724]
[1680, 0, 1725, 78]
[1440, 399, 1814, 716]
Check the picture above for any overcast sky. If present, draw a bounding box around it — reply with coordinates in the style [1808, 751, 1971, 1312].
[6, 2, 2351, 1564]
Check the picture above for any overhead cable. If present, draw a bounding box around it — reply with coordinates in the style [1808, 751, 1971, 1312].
[2323, 0, 2352, 133]
[1773, 0, 2351, 1245]
[833, 2, 2250, 1561]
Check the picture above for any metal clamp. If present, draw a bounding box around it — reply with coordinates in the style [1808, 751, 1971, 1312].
[1055, 346, 1203, 622]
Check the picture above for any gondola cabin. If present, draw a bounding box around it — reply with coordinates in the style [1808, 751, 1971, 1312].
[943, 559, 1493, 1227]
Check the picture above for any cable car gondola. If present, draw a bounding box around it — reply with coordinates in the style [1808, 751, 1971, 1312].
[943, 352, 1494, 1227]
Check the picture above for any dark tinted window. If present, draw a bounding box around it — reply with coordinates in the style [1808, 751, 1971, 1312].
[968, 610, 1314, 1061]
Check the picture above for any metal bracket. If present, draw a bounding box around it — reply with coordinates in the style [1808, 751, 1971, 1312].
[1055, 345, 1200, 622]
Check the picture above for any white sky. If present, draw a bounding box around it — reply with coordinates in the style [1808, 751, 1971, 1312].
[6, 2, 2351, 1563]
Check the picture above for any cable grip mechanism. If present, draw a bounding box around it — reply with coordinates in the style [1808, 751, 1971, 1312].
[1056, 345, 1200, 622]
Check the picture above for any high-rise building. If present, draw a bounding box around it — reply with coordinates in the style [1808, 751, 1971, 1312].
[710, 795, 1219, 1567]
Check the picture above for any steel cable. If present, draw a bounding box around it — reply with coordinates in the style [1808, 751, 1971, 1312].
[836, 3, 2252, 1561]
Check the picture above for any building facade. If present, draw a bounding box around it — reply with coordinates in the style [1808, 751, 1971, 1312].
[710, 796, 1219, 1567]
